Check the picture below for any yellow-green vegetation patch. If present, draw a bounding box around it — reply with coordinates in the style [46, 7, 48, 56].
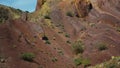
[44, 19, 55, 28]
[9, 8, 22, 19]
[66, 11, 74, 17]
[0, 6, 9, 23]
[0, 4, 22, 23]
[51, 57, 58, 62]
[89, 56, 120, 68]
[74, 55, 91, 67]
[30, 0, 55, 28]
[37, 0, 51, 18]
[72, 40, 84, 54]
[116, 27, 120, 32]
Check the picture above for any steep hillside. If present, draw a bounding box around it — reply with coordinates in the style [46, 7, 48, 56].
[0, 0, 120, 68]
[0, 4, 22, 21]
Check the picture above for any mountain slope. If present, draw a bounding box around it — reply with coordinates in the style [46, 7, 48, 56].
[0, 0, 120, 68]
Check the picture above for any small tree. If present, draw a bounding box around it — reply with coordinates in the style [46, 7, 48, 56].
[72, 40, 84, 54]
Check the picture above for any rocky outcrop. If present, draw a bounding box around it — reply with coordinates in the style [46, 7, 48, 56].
[90, 0, 120, 20]
[74, 0, 92, 17]
[36, 0, 46, 11]
[74, 0, 120, 19]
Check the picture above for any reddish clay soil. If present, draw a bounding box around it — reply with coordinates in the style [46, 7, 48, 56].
[0, 0, 120, 68]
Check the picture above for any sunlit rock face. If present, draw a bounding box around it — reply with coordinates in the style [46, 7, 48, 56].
[74, 0, 120, 18]
[36, 0, 46, 11]
[35, 0, 120, 19]
[74, 0, 92, 17]
[36, 0, 42, 11]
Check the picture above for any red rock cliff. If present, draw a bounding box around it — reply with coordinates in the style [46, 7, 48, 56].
[36, 0, 46, 11]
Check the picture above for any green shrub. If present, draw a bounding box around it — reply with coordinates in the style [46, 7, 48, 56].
[51, 57, 58, 62]
[66, 11, 73, 17]
[105, 57, 120, 68]
[82, 58, 91, 67]
[116, 27, 120, 32]
[58, 50, 64, 55]
[74, 57, 82, 66]
[106, 64, 116, 68]
[74, 57, 91, 67]
[45, 40, 51, 44]
[90, 57, 120, 68]
[58, 31, 63, 34]
[72, 40, 84, 54]
[66, 40, 71, 44]
[16, 9, 22, 12]
[97, 43, 107, 51]
[21, 52, 35, 62]
[89, 23, 96, 27]
[65, 33, 70, 38]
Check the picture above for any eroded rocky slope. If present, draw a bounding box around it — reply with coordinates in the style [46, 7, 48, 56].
[0, 0, 120, 68]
